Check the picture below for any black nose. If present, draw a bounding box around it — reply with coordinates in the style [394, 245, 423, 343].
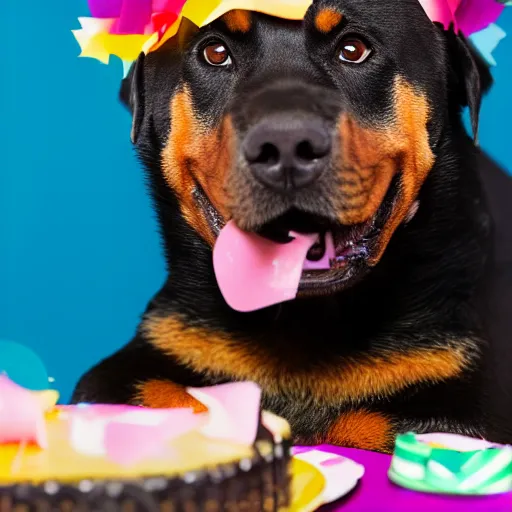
[243, 115, 331, 191]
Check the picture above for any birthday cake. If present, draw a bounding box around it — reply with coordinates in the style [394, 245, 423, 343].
[0, 378, 292, 511]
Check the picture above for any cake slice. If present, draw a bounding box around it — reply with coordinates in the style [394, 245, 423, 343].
[0, 377, 292, 511]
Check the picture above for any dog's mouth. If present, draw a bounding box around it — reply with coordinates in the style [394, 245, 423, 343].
[255, 209, 376, 295]
[194, 173, 414, 309]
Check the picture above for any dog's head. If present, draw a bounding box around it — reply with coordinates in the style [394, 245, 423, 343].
[122, 0, 491, 298]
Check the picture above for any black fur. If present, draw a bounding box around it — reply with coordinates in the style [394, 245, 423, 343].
[73, 0, 512, 449]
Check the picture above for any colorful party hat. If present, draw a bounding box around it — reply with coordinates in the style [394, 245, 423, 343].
[73, 0, 509, 75]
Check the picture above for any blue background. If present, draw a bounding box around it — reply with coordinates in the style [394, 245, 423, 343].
[1, 2, 511, 403]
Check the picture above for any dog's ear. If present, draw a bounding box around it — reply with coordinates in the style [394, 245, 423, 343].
[119, 52, 146, 144]
[445, 29, 493, 143]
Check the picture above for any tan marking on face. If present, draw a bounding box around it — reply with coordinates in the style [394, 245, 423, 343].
[144, 315, 474, 406]
[336, 78, 434, 263]
[325, 410, 394, 453]
[134, 379, 208, 412]
[162, 87, 235, 245]
[337, 115, 398, 224]
[315, 8, 343, 34]
[222, 9, 252, 33]
[373, 79, 435, 262]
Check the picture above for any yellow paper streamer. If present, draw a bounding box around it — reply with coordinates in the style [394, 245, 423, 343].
[74, 0, 314, 65]
[143, 18, 181, 54]
[200, 0, 313, 26]
[73, 18, 154, 63]
[149, 0, 313, 54]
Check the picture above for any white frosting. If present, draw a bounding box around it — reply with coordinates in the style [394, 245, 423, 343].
[70, 414, 108, 457]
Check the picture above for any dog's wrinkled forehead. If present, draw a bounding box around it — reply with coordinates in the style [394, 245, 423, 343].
[177, 0, 445, 126]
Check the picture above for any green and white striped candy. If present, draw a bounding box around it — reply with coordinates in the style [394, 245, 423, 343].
[389, 433, 512, 495]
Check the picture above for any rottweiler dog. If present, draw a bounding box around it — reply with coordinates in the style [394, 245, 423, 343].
[73, 0, 512, 453]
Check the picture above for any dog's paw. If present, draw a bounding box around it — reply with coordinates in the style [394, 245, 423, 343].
[134, 379, 207, 412]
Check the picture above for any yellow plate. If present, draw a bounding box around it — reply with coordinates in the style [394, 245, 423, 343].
[290, 458, 326, 512]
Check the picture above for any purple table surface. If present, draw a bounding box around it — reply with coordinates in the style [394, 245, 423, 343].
[311, 445, 512, 512]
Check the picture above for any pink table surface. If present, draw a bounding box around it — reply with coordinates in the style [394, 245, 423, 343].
[309, 445, 512, 512]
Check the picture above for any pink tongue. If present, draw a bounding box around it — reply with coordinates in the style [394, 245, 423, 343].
[213, 221, 319, 312]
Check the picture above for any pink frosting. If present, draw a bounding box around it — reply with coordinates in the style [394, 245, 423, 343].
[68, 382, 263, 465]
[105, 409, 205, 465]
[0, 376, 47, 448]
[188, 382, 262, 446]
[68, 405, 206, 465]
[62, 403, 142, 416]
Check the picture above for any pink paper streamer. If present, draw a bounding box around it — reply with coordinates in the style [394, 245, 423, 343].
[88, 0, 124, 18]
[419, 0, 458, 30]
[87, 0, 187, 35]
[456, 0, 505, 35]
[418, 0, 505, 35]
[114, 0, 153, 35]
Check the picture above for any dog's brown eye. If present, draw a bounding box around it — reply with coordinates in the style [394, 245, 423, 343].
[338, 38, 371, 64]
[203, 42, 232, 67]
